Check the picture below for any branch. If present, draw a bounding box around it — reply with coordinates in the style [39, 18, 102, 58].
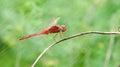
[32, 31, 120, 67]
[104, 35, 114, 67]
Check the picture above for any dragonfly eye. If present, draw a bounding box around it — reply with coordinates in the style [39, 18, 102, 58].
[61, 25, 66, 32]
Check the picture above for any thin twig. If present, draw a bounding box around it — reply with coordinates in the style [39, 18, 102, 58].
[104, 35, 114, 67]
[32, 31, 120, 67]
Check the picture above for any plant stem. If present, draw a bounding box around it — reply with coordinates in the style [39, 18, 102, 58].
[32, 31, 120, 67]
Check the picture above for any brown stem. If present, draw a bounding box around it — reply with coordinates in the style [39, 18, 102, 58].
[32, 31, 120, 67]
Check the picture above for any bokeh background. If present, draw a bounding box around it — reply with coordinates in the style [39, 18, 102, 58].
[0, 0, 120, 67]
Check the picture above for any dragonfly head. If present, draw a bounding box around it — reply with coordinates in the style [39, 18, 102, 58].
[61, 25, 66, 32]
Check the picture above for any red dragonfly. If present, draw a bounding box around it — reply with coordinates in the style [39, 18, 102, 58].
[19, 17, 66, 40]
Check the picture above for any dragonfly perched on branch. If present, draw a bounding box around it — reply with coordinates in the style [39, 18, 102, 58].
[19, 17, 67, 41]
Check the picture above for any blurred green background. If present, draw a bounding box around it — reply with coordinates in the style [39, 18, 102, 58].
[0, 0, 120, 67]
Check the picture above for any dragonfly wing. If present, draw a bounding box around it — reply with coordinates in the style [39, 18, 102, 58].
[52, 17, 60, 25]
[48, 17, 60, 28]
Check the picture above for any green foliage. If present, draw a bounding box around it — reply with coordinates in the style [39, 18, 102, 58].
[0, 0, 120, 67]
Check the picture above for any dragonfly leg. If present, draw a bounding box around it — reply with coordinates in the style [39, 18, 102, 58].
[59, 31, 63, 39]
[53, 33, 58, 41]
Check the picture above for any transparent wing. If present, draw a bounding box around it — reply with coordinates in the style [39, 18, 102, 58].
[37, 17, 61, 31]
[48, 17, 60, 27]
